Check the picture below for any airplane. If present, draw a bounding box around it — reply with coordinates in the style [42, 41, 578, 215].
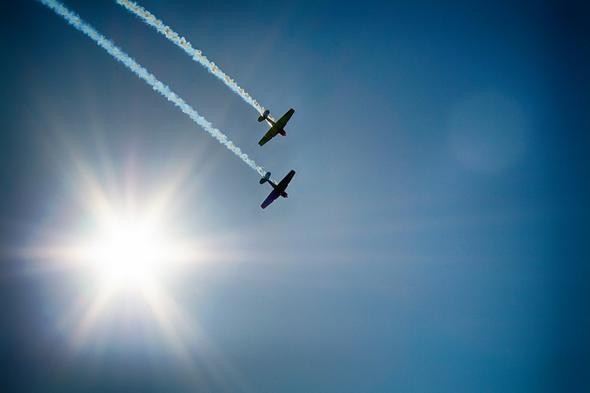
[259, 170, 296, 209]
[257, 108, 295, 146]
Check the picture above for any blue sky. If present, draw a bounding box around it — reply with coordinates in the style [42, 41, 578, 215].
[0, 1, 588, 392]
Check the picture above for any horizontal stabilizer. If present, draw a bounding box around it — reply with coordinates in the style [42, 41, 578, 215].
[257, 109, 270, 122]
[259, 172, 271, 184]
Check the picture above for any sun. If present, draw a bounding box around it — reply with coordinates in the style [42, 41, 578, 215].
[38, 195, 204, 353]
[83, 214, 173, 292]
[18, 150, 227, 356]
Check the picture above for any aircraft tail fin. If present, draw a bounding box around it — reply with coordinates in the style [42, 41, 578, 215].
[259, 172, 271, 184]
[257, 109, 270, 122]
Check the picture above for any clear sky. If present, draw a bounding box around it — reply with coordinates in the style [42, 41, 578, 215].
[0, 1, 588, 392]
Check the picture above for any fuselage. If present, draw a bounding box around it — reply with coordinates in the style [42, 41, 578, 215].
[268, 181, 288, 198]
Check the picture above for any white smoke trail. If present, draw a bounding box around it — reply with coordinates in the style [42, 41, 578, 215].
[116, 0, 275, 123]
[38, 0, 267, 178]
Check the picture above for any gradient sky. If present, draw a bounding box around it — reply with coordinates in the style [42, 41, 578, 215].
[0, 1, 588, 392]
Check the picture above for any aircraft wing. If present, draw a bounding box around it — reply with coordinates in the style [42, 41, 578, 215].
[277, 170, 296, 189]
[261, 189, 280, 209]
[275, 108, 295, 130]
[258, 125, 278, 146]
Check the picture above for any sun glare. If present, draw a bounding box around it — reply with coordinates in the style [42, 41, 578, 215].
[21, 153, 224, 357]
[84, 216, 171, 291]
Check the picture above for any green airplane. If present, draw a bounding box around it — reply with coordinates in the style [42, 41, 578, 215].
[257, 108, 295, 146]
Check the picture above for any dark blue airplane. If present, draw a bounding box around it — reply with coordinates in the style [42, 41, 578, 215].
[259, 170, 296, 209]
